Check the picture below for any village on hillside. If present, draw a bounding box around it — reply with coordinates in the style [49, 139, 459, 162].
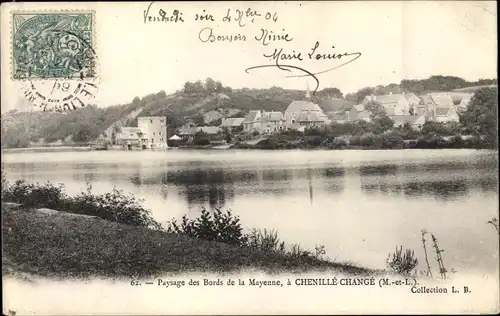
[105, 86, 485, 150]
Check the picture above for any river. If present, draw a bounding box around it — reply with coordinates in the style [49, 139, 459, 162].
[2, 148, 498, 276]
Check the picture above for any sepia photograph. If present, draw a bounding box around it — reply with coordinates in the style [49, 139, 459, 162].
[1, 1, 498, 314]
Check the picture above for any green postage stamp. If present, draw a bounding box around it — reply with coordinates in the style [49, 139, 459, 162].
[12, 11, 96, 80]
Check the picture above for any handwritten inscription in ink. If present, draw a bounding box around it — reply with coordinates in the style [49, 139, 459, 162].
[142, 2, 362, 92]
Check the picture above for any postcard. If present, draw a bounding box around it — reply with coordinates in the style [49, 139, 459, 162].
[1, 1, 498, 315]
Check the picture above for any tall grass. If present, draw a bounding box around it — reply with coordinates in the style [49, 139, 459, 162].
[167, 210, 326, 261]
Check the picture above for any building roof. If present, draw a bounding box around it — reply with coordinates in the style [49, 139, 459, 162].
[317, 98, 355, 112]
[365, 94, 405, 105]
[285, 100, 323, 113]
[402, 93, 420, 101]
[199, 126, 221, 134]
[429, 93, 454, 106]
[242, 110, 261, 124]
[297, 111, 325, 122]
[385, 107, 396, 116]
[221, 117, 245, 127]
[353, 104, 365, 112]
[178, 127, 198, 136]
[261, 111, 284, 122]
[434, 106, 453, 116]
[419, 95, 433, 105]
[119, 127, 143, 134]
[357, 111, 372, 119]
[178, 126, 221, 135]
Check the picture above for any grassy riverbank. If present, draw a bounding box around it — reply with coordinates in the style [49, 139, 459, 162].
[2, 203, 370, 279]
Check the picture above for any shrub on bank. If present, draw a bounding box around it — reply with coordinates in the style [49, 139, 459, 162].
[167, 209, 325, 260]
[1, 179, 67, 209]
[166, 208, 248, 246]
[1, 176, 162, 230]
[68, 185, 163, 230]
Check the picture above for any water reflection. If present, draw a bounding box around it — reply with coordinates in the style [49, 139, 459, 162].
[358, 162, 498, 201]
[4, 152, 497, 207]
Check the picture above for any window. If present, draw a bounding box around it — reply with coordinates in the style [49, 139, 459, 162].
[153, 132, 155, 135]
[150, 119, 153, 123]
[159, 132, 162, 135]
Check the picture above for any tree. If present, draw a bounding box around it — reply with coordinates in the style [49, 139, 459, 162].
[222, 127, 232, 143]
[364, 101, 387, 119]
[373, 116, 394, 134]
[321, 87, 343, 98]
[193, 80, 205, 94]
[215, 81, 224, 92]
[111, 124, 121, 145]
[460, 87, 498, 147]
[132, 96, 141, 106]
[356, 87, 376, 103]
[184, 81, 195, 94]
[192, 113, 205, 126]
[345, 93, 357, 102]
[205, 78, 217, 93]
[193, 131, 210, 145]
[155, 90, 167, 100]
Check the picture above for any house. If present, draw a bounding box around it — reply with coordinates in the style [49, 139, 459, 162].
[419, 93, 460, 123]
[220, 117, 245, 131]
[346, 104, 372, 122]
[138, 116, 168, 148]
[392, 114, 426, 130]
[457, 94, 473, 113]
[362, 93, 420, 116]
[284, 100, 328, 129]
[260, 111, 285, 133]
[242, 110, 262, 133]
[428, 93, 455, 107]
[295, 110, 330, 127]
[430, 105, 460, 123]
[115, 127, 145, 147]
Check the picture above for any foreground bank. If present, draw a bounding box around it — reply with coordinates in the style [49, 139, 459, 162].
[1, 203, 370, 279]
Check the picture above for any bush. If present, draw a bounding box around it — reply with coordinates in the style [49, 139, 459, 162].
[348, 135, 362, 146]
[167, 208, 247, 246]
[193, 131, 210, 146]
[68, 184, 163, 230]
[1, 180, 64, 208]
[1, 176, 162, 230]
[360, 133, 376, 147]
[375, 132, 405, 149]
[328, 137, 348, 149]
[386, 246, 418, 275]
[246, 228, 285, 253]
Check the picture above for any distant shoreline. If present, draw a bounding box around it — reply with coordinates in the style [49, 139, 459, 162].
[1, 145, 496, 153]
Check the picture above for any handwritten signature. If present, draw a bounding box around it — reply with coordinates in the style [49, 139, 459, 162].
[246, 41, 361, 94]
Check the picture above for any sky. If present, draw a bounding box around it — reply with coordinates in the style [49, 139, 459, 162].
[1, 1, 497, 112]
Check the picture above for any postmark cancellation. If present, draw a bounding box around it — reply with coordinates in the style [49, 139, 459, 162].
[11, 11, 96, 80]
